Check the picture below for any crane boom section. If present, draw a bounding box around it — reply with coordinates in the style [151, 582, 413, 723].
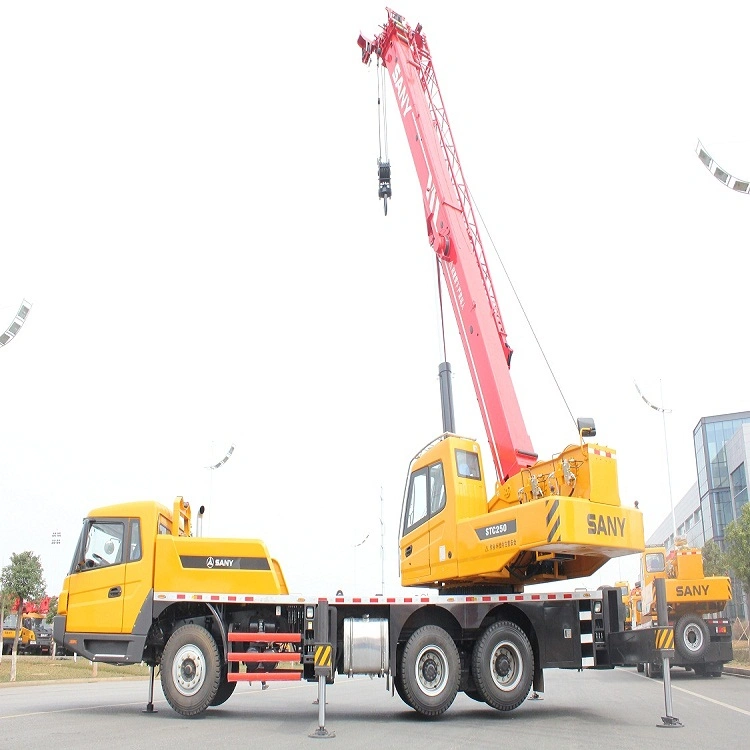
[359, 10, 536, 481]
[359, 10, 645, 591]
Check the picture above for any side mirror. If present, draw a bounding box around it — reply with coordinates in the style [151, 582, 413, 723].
[577, 417, 596, 438]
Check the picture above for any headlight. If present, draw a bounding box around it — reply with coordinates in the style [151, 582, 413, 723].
[593, 601, 602, 614]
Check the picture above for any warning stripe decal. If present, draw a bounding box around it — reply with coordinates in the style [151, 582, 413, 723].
[588, 447, 616, 459]
[655, 627, 674, 650]
[546, 498, 561, 543]
[315, 645, 332, 668]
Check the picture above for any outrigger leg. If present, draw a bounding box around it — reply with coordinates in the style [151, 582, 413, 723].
[309, 674, 335, 739]
[143, 664, 158, 714]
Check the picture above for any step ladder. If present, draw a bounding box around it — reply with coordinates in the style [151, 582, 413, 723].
[226, 631, 303, 683]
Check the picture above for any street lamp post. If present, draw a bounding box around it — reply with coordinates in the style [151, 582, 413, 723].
[1, 299, 33, 579]
[353, 534, 369, 591]
[205, 443, 236, 534]
[379, 488, 385, 596]
[635, 380, 677, 545]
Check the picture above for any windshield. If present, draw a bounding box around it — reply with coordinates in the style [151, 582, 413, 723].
[645, 552, 665, 574]
[69, 519, 125, 573]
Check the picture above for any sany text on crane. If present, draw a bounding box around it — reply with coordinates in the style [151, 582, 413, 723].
[391, 62, 413, 117]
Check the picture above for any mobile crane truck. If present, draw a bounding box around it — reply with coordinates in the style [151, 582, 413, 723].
[2, 614, 36, 656]
[630, 543, 732, 677]
[54, 9, 661, 723]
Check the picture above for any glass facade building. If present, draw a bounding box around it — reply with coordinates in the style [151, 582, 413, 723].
[695, 413, 750, 546]
[647, 411, 750, 620]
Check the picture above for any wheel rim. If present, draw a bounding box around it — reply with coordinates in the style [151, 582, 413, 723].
[172, 643, 206, 696]
[488, 639, 523, 692]
[414, 644, 449, 696]
[682, 624, 704, 653]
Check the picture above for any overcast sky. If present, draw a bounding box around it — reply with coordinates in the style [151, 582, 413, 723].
[2, 1, 749, 599]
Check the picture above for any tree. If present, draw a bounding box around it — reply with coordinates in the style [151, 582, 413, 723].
[0, 551, 46, 681]
[45, 596, 58, 624]
[0, 585, 15, 664]
[701, 540, 729, 577]
[725, 503, 750, 652]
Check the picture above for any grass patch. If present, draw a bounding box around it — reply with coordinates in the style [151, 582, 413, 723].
[729, 640, 750, 667]
[0, 655, 150, 683]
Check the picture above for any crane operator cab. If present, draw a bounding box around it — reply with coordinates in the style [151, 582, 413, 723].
[399, 429, 644, 593]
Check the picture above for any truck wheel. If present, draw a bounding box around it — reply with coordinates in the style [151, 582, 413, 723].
[636, 662, 644, 673]
[393, 669, 414, 708]
[161, 624, 221, 717]
[674, 614, 710, 662]
[210, 669, 237, 707]
[471, 621, 533, 711]
[400, 625, 460, 717]
[463, 689, 486, 703]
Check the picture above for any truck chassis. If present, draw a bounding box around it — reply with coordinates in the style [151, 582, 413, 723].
[55, 587, 659, 718]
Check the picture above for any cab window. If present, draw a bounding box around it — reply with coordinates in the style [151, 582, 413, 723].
[430, 462, 446, 515]
[645, 552, 665, 573]
[404, 470, 428, 534]
[129, 519, 142, 562]
[3, 614, 18, 629]
[403, 461, 446, 534]
[456, 449, 481, 479]
[82, 521, 125, 569]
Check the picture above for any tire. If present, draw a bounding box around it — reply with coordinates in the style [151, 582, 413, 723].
[210, 671, 237, 707]
[696, 662, 723, 678]
[674, 614, 710, 662]
[636, 662, 644, 673]
[463, 689, 486, 703]
[393, 668, 414, 708]
[160, 624, 221, 717]
[400, 625, 460, 717]
[471, 621, 533, 711]
[645, 661, 662, 679]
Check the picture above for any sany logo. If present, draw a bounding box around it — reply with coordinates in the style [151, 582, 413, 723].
[206, 557, 214, 568]
[206, 556, 235, 568]
[676, 584, 710, 596]
[391, 62, 413, 118]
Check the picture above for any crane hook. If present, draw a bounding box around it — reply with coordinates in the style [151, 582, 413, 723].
[378, 159, 392, 216]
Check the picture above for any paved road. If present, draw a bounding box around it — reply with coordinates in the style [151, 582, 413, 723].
[0, 667, 747, 749]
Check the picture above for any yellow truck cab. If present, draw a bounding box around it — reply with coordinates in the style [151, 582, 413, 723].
[2, 613, 36, 655]
[55, 497, 288, 665]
